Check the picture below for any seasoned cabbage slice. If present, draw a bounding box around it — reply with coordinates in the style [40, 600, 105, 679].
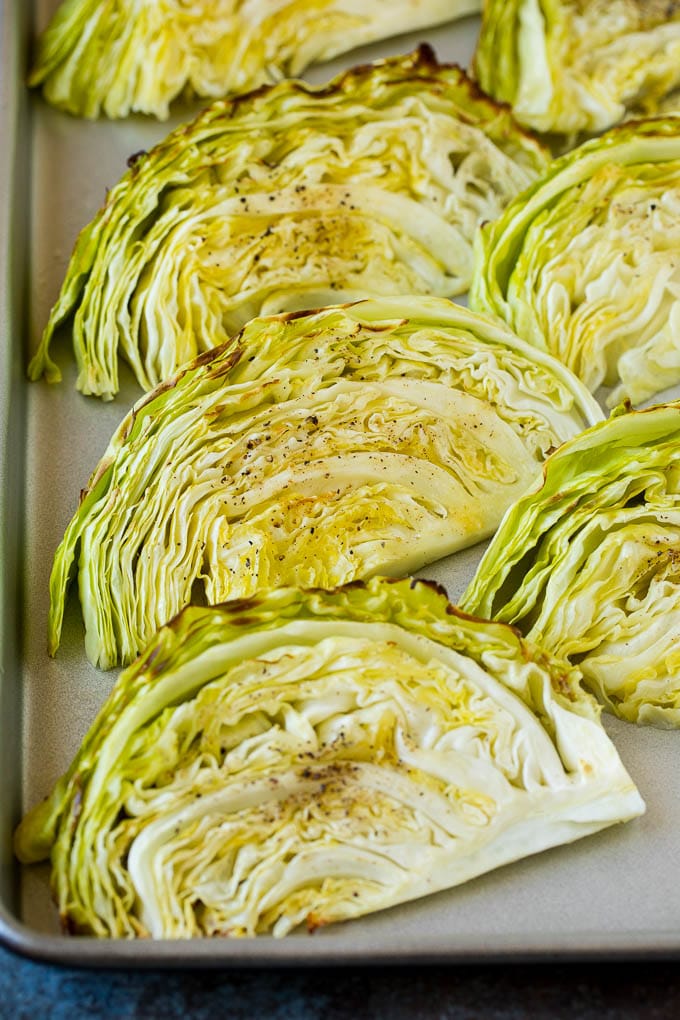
[44, 297, 602, 669]
[14, 577, 644, 937]
[462, 402, 680, 727]
[27, 47, 549, 400]
[474, 0, 680, 136]
[470, 117, 680, 407]
[29, 0, 481, 120]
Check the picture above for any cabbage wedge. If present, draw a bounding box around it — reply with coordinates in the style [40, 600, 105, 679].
[462, 402, 680, 727]
[474, 0, 680, 136]
[470, 117, 680, 407]
[44, 297, 602, 669]
[14, 577, 645, 938]
[27, 47, 549, 400]
[29, 0, 481, 120]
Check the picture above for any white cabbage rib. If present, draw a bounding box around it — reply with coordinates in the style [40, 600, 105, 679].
[27, 47, 548, 399]
[470, 118, 680, 407]
[45, 297, 602, 669]
[462, 402, 680, 727]
[474, 0, 680, 135]
[13, 579, 644, 937]
[29, 0, 481, 120]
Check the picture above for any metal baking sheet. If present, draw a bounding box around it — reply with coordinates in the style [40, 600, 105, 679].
[2, 0, 680, 967]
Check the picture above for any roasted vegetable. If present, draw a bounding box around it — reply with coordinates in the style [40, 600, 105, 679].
[474, 0, 680, 136]
[29, 0, 481, 120]
[44, 297, 602, 669]
[470, 117, 680, 407]
[27, 47, 549, 400]
[462, 402, 680, 727]
[14, 577, 644, 937]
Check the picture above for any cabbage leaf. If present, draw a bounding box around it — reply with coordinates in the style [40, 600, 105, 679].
[462, 402, 680, 727]
[14, 577, 644, 937]
[44, 296, 602, 669]
[27, 48, 549, 400]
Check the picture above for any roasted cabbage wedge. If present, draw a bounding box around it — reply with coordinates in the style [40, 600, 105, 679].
[14, 577, 645, 938]
[44, 297, 602, 669]
[27, 47, 549, 400]
[29, 0, 482, 120]
[474, 0, 680, 136]
[462, 402, 680, 727]
[470, 117, 680, 408]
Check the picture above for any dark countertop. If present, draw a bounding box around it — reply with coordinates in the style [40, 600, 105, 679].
[2, 943, 679, 1019]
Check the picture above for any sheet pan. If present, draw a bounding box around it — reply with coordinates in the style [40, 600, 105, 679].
[1, 0, 680, 966]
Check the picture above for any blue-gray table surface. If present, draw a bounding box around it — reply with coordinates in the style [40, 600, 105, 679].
[1, 943, 679, 1019]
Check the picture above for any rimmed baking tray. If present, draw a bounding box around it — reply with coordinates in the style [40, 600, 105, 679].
[2, 0, 680, 967]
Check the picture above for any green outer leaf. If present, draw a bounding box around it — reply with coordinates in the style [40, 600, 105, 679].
[473, 0, 525, 108]
[14, 576, 644, 937]
[27, 47, 549, 399]
[461, 401, 680, 725]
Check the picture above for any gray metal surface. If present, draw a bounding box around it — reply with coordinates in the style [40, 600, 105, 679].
[1, 0, 679, 966]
